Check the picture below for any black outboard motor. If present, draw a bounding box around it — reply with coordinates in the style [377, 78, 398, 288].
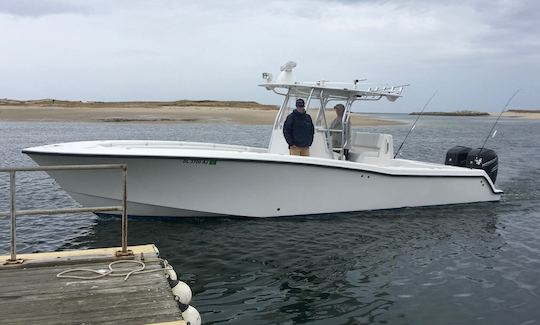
[445, 146, 472, 167]
[465, 148, 498, 183]
[445, 146, 499, 183]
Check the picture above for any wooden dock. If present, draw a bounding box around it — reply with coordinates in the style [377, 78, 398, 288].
[0, 244, 187, 325]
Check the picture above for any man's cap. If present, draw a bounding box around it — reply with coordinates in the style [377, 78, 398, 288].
[296, 98, 305, 107]
[334, 104, 345, 110]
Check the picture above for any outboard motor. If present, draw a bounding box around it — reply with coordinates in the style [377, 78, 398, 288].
[465, 148, 499, 183]
[445, 146, 471, 167]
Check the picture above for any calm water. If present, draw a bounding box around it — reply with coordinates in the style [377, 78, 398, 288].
[1, 116, 539, 324]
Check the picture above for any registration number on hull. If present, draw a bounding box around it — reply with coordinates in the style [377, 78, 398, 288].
[183, 159, 217, 165]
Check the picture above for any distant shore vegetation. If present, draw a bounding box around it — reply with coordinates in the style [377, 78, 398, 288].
[0, 98, 279, 110]
[410, 110, 489, 116]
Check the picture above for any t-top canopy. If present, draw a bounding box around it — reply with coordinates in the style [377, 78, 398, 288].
[260, 62, 407, 102]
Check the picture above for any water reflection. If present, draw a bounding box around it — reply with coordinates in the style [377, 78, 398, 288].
[64, 204, 504, 324]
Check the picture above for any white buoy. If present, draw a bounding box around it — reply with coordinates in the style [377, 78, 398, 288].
[180, 305, 201, 325]
[165, 268, 178, 281]
[170, 280, 192, 305]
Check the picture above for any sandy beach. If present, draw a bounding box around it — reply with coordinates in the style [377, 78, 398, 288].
[0, 101, 403, 126]
[3, 101, 538, 124]
[500, 110, 540, 120]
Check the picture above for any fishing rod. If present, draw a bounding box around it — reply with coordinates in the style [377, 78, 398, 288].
[478, 89, 520, 153]
[394, 90, 438, 158]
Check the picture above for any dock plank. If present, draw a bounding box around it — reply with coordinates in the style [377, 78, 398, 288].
[0, 245, 186, 325]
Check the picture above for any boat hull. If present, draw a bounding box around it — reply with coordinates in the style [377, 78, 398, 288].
[25, 152, 501, 217]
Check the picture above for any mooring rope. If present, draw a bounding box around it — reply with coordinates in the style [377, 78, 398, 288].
[56, 260, 173, 281]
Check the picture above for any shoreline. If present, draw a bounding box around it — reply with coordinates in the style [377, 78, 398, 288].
[2, 105, 539, 124]
[0, 105, 404, 126]
[410, 111, 489, 116]
[498, 110, 540, 120]
[409, 110, 540, 119]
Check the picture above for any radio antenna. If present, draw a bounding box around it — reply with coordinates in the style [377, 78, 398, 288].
[479, 89, 520, 153]
[394, 90, 438, 158]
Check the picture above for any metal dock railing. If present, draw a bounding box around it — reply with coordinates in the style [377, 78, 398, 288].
[0, 164, 201, 324]
[0, 164, 131, 265]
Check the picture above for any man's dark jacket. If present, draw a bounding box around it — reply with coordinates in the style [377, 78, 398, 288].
[283, 109, 315, 148]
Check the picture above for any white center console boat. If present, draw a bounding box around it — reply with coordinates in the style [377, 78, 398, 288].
[23, 62, 502, 217]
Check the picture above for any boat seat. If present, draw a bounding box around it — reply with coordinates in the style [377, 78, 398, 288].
[348, 132, 394, 163]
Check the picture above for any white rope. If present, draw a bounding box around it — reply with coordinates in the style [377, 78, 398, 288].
[56, 260, 173, 281]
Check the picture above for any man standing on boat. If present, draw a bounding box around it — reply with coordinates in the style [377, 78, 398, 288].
[283, 98, 314, 156]
[330, 103, 351, 158]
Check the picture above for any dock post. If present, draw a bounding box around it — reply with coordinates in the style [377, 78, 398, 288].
[116, 164, 132, 257]
[9, 171, 16, 261]
[6, 170, 23, 264]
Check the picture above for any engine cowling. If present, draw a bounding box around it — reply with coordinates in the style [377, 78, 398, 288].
[445, 146, 471, 167]
[466, 148, 498, 183]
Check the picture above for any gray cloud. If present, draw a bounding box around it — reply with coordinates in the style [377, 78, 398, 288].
[0, 0, 537, 111]
[0, 0, 93, 17]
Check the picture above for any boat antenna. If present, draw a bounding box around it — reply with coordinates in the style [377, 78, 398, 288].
[394, 90, 438, 158]
[479, 89, 520, 153]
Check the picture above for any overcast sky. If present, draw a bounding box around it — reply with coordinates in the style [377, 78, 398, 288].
[0, 0, 538, 112]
